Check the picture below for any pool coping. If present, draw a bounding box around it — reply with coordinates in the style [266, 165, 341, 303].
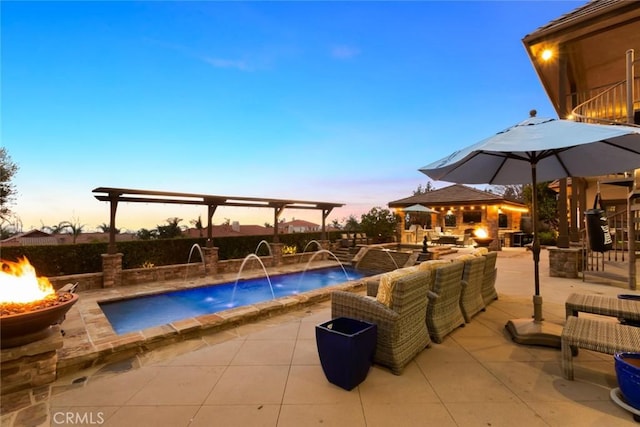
[56, 261, 382, 378]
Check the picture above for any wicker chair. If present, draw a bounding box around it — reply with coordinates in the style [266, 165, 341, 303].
[331, 269, 432, 375]
[426, 262, 466, 343]
[459, 256, 486, 323]
[480, 252, 498, 306]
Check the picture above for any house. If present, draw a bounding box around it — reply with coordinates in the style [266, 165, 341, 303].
[389, 184, 528, 249]
[278, 219, 321, 234]
[1, 230, 59, 246]
[1, 230, 137, 246]
[183, 222, 272, 238]
[522, 0, 640, 288]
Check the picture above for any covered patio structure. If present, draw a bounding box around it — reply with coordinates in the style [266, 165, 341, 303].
[389, 184, 528, 251]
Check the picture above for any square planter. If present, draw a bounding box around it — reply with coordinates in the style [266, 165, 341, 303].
[315, 317, 377, 391]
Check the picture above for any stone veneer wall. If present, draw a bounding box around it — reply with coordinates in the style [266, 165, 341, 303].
[46, 241, 336, 290]
[549, 248, 584, 278]
[0, 326, 63, 396]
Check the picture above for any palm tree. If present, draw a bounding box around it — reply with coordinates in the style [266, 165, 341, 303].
[97, 223, 120, 233]
[156, 217, 183, 239]
[190, 216, 204, 237]
[59, 220, 85, 244]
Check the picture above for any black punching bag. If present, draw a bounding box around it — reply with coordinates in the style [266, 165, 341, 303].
[584, 193, 613, 253]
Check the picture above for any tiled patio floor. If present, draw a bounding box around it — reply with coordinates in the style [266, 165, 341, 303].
[2, 247, 640, 426]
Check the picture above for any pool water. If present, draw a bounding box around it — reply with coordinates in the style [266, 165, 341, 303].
[100, 266, 367, 334]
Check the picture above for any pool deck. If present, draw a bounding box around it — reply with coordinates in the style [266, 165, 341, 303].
[3, 247, 640, 426]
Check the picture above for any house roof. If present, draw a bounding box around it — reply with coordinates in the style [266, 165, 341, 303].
[388, 184, 526, 208]
[280, 219, 320, 228]
[183, 225, 271, 238]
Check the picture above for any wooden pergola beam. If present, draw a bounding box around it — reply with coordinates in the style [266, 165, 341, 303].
[92, 187, 344, 252]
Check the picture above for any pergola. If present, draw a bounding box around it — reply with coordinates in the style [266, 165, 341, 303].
[92, 187, 344, 254]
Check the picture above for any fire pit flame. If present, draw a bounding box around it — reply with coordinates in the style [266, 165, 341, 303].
[1, 257, 55, 304]
[1, 257, 79, 348]
[474, 228, 489, 239]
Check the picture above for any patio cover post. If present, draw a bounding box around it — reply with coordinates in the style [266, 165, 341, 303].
[321, 207, 334, 241]
[206, 203, 218, 248]
[107, 191, 121, 255]
[273, 204, 285, 244]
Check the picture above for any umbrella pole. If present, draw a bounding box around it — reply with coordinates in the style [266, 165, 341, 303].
[504, 162, 562, 348]
[531, 164, 543, 322]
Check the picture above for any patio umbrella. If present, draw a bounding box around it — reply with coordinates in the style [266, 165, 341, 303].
[419, 111, 640, 347]
[403, 204, 437, 242]
[403, 204, 437, 214]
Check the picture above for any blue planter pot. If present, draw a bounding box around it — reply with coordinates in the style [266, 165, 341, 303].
[315, 317, 377, 391]
[615, 352, 640, 410]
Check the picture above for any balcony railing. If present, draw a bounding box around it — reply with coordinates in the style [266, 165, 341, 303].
[570, 51, 640, 127]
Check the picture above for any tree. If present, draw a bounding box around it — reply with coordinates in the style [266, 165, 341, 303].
[156, 217, 183, 239]
[360, 207, 399, 243]
[59, 219, 85, 244]
[330, 219, 342, 230]
[491, 184, 525, 203]
[190, 215, 204, 237]
[136, 228, 157, 240]
[522, 182, 558, 232]
[41, 222, 67, 234]
[97, 223, 120, 233]
[413, 181, 435, 196]
[0, 148, 19, 222]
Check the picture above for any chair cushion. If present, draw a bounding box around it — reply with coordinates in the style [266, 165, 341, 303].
[454, 254, 476, 262]
[376, 266, 420, 307]
[472, 247, 489, 256]
[417, 259, 451, 271]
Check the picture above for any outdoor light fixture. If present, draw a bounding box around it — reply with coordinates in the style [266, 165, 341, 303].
[541, 48, 553, 61]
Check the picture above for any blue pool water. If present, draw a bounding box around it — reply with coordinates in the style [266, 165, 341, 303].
[100, 266, 367, 334]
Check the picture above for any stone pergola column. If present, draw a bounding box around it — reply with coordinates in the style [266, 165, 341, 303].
[202, 247, 219, 276]
[101, 253, 123, 288]
[271, 243, 284, 267]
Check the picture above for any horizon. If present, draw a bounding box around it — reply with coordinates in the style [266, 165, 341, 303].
[2, 1, 582, 232]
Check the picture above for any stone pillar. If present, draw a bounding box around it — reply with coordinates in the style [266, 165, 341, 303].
[549, 248, 583, 278]
[396, 211, 405, 243]
[487, 206, 501, 251]
[202, 247, 219, 276]
[101, 253, 123, 288]
[270, 243, 284, 267]
[319, 240, 331, 251]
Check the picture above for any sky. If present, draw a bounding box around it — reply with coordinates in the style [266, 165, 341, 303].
[2, 0, 584, 233]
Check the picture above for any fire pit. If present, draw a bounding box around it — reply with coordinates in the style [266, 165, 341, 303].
[1, 257, 78, 348]
[473, 228, 494, 248]
[473, 237, 494, 248]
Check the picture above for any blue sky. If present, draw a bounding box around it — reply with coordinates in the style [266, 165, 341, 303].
[2, 1, 582, 232]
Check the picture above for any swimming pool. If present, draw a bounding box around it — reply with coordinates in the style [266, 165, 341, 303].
[99, 266, 368, 334]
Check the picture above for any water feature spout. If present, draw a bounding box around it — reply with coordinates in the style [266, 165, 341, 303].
[231, 254, 275, 304]
[255, 240, 273, 257]
[381, 248, 400, 270]
[185, 243, 205, 281]
[300, 249, 350, 282]
[302, 240, 323, 253]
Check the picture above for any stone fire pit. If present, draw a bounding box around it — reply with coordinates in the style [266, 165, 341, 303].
[0, 292, 78, 348]
[473, 237, 494, 248]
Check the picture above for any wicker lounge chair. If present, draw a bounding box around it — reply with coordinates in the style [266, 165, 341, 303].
[426, 261, 465, 343]
[480, 252, 498, 306]
[561, 316, 640, 380]
[331, 269, 432, 375]
[459, 256, 486, 323]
